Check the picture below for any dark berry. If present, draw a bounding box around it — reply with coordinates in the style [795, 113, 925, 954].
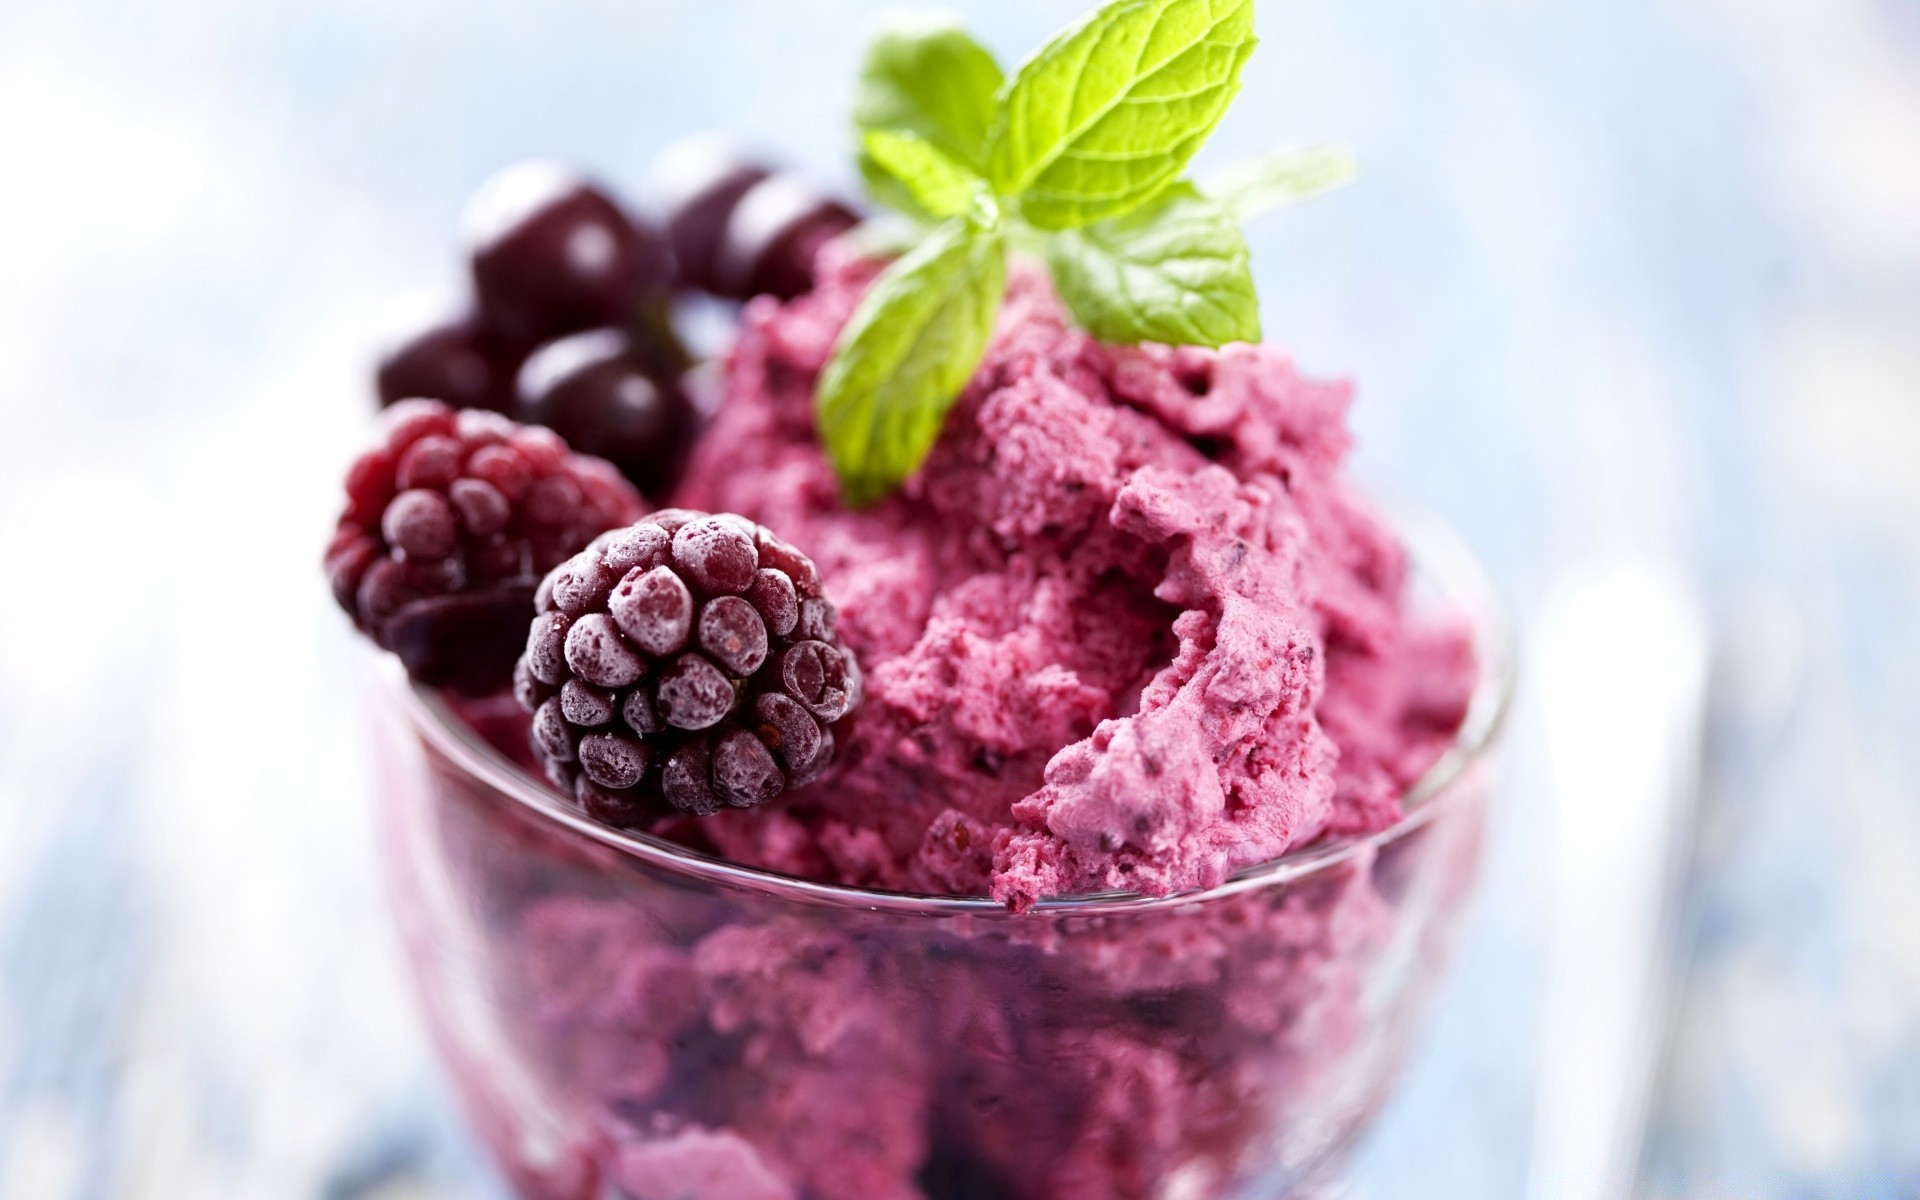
[650, 135, 774, 296]
[655, 653, 736, 730]
[609, 565, 694, 656]
[325, 399, 644, 693]
[563, 613, 645, 688]
[746, 569, 800, 638]
[465, 162, 673, 343]
[752, 692, 832, 786]
[532, 697, 577, 763]
[577, 776, 656, 827]
[781, 640, 859, 722]
[671, 516, 758, 595]
[712, 174, 859, 301]
[514, 511, 859, 819]
[560, 679, 616, 727]
[710, 726, 783, 808]
[698, 596, 768, 676]
[579, 731, 650, 790]
[515, 328, 697, 499]
[661, 739, 722, 817]
[376, 315, 524, 413]
[381, 586, 539, 697]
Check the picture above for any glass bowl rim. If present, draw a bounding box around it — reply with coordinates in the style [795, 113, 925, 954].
[388, 505, 1513, 917]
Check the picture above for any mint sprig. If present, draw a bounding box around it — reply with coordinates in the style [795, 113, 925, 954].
[1044, 183, 1259, 347]
[862, 130, 986, 221]
[821, 0, 1348, 505]
[816, 216, 1007, 507]
[986, 0, 1257, 230]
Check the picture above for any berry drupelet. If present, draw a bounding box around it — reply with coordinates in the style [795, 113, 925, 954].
[516, 510, 860, 825]
[325, 399, 645, 694]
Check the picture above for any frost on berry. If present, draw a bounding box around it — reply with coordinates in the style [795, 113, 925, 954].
[671, 516, 757, 595]
[383, 490, 459, 559]
[655, 654, 736, 730]
[325, 399, 642, 693]
[609, 566, 694, 657]
[563, 613, 645, 688]
[781, 640, 858, 722]
[560, 679, 616, 727]
[745, 568, 799, 638]
[513, 509, 859, 821]
[661, 738, 722, 817]
[579, 731, 650, 790]
[697, 596, 768, 676]
[711, 727, 782, 808]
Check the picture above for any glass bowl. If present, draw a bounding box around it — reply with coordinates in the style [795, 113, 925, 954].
[369, 512, 1511, 1200]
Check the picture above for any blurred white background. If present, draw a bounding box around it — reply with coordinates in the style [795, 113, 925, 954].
[1, 0, 1917, 1195]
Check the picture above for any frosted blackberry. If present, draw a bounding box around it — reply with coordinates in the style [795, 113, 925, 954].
[516, 511, 859, 821]
[325, 400, 644, 693]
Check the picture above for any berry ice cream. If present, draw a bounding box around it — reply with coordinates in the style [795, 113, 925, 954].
[669, 247, 1473, 909]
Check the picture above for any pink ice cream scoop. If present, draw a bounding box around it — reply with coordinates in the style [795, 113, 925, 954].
[670, 244, 1474, 909]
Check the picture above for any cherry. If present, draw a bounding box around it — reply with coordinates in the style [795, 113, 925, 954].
[650, 135, 773, 296]
[465, 162, 674, 343]
[712, 175, 859, 301]
[516, 328, 697, 500]
[376, 315, 523, 412]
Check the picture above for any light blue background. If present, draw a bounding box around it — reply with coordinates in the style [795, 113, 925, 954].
[1, 1, 1917, 1195]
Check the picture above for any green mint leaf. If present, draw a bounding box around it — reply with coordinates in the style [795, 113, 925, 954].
[1043, 182, 1259, 347]
[1205, 144, 1358, 221]
[986, 0, 1257, 231]
[862, 130, 985, 220]
[854, 11, 1005, 169]
[816, 218, 1008, 506]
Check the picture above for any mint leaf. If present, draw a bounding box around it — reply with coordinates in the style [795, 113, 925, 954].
[854, 12, 1005, 169]
[862, 130, 985, 220]
[817, 218, 1007, 506]
[1205, 144, 1357, 221]
[1044, 183, 1259, 347]
[986, 0, 1257, 230]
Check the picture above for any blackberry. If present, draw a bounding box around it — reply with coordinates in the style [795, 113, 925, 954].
[516, 511, 859, 823]
[465, 162, 674, 344]
[325, 399, 644, 694]
[375, 313, 525, 413]
[515, 328, 697, 500]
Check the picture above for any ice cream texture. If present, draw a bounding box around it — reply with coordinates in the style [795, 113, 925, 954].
[667, 244, 1474, 908]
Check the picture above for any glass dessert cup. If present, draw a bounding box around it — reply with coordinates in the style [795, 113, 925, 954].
[371, 512, 1511, 1200]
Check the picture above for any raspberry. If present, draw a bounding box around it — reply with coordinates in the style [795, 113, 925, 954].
[514, 327, 697, 500]
[464, 162, 674, 344]
[326, 400, 644, 693]
[516, 511, 859, 822]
